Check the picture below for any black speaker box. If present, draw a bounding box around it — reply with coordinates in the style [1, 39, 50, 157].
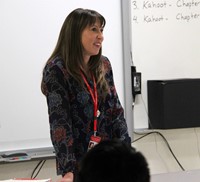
[147, 79, 200, 129]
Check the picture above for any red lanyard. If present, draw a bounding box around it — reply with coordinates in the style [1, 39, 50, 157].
[80, 71, 98, 136]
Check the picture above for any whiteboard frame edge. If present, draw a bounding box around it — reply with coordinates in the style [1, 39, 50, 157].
[121, 0, 134, 141]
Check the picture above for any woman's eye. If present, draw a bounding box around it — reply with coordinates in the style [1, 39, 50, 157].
[91, 27, 97, 31]
[91, 27, 104, 33]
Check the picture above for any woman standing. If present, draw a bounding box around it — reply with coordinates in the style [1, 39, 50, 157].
[41, 8, 131, 182]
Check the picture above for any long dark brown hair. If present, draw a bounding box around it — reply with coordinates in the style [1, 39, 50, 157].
[41, 8, 109, 98]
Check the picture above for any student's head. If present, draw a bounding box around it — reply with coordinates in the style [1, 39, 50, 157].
[77, 139, 150, 182]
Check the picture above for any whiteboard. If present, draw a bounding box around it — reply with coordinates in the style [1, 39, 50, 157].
[130, 0, 200, 129]
[0, 0, 132, 153]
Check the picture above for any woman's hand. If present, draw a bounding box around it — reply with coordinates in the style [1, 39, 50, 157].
[56, 172, 74, 182]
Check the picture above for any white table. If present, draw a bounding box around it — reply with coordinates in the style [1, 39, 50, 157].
[151, 170, 200, 182]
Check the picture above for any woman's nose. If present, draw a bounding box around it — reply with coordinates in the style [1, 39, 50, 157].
[97, 31, 104, 40]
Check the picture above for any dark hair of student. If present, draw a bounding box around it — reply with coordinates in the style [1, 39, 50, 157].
[76, 139, 150, 182]
[41, 8, 108, 98]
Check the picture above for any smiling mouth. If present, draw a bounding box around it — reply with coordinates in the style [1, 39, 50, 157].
[94, 43, 101, 47]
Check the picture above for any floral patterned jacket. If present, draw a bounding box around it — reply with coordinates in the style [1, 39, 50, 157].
[42, 55, 131, 176]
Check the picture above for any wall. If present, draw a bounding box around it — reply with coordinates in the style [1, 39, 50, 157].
[1, 128, 200, 180]
[133, 128, 200, 174]
[0, 159, 59, 181]
[129, 0, 200, 175]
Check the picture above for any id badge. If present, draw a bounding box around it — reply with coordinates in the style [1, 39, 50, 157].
[87, 135, 101, 151]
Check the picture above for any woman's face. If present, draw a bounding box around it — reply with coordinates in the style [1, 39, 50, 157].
[81, 20, 104, 63]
